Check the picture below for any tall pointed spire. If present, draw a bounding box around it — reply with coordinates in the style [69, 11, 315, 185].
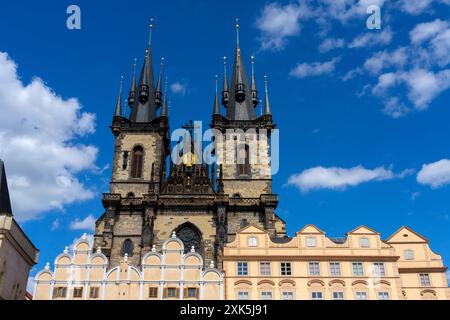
[221, 57, 229, 106]
[251, 56, 259, 106]
[226, 19, 256, 120]
[130, 18, 158, 122]
[161, 76, 169, 117]
[264, 75, 271, 115]
[155, 57, 164, 107]
[114, 76, 124, 117]
[128, 58, 137, 107]
[0, 159, 12, 216]
[213, 75, 220, 115]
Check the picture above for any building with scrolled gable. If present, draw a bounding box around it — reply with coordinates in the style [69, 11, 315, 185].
[33, 233, 223, 300]
[223, 224, 450, 300]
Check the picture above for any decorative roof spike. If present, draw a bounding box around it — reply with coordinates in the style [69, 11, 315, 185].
[148, 18, 154, 48]
[171, 231, 177, 238]
[213, 75, 220, 115]
[221, 57, 229, 107]
[190, 246, 195, 253]
[45, 262, 50, 270]
[152, 245, 156, 252]
[64, 246, 69, 254]
[264, 75, 271, 115]
[114, 76, 124, 117]
[161, 76, 169, 117]
[82, 233, 87, 240]
[0, 159, 12, 216]
[155, 57, 164, 107]
[124, 253, 128, 262]
[235, 17, 240, 47]
[210, 261, 215, 269]
[128, 58, 137, 107]
[97, 247, 102, 254]
[251, 56, 259, 106]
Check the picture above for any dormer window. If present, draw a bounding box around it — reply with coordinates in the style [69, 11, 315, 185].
[359, 238, 370, 248]
[248, 237, 258, 247]
[306, 237, 317, 248]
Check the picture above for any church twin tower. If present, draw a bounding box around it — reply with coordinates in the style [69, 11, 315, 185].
[94, 20, 286, 268]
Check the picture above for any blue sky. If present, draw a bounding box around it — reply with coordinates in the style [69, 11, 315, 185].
[0, 0, 450, 284]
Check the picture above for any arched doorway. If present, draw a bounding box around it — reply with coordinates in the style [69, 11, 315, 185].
[175, 223, 203, 255]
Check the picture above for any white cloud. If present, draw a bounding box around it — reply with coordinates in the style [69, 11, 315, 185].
[290, 57, 340, 78]
[170, 82, 187, 96]
[398, 0, 449, 15]
[0, 52, 98, 221]
[348, 28, 393, 49]
[417, 159, 450, 188]
[364, 47, 408, 75]
[410, 19, 449, 44]
[255, 1, 310, 51]
[382, 97, 410, 118]
[69, 214, 96, 231]
[319, 38, 345, 53]
[287, 165, 398, 192]
[372, 69, 450, 110]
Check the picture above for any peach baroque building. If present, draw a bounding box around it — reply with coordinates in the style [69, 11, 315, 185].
[34, 232, 223, 300]
[223, 224, 450, 300]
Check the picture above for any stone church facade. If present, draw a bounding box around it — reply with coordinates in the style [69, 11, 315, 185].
[93, 21, 286, 269]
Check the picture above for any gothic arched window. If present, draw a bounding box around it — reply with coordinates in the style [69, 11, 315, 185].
[176, 224, 202, 254]
[121, 239, 134, 257]
[237, 145, 250, 175]
[130, 146, 144, 178]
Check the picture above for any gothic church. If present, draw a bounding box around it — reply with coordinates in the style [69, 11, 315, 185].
[94, 21, 286, 268]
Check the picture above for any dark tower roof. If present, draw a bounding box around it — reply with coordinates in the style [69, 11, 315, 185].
[114, 76, 123, 117]
[264, 75, 271, 115]
[225, 20, 257, 121]
[129, 20, 158, 123]
[0, 159, 13, 216]
[160, 77, 169, 117]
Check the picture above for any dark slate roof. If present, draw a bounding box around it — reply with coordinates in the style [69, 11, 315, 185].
[0, 159, 13, 215]
[226, 47, 257, 121]
[329, 237, 347, 244]
[270, 237, 293, 244]
[130, 48, 158, 122]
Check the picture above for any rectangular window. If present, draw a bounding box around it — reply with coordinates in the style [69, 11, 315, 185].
[309, 262, 320, 276]
[281, 262, 292, 276]
[165, 287, 179, 298]
[332, 292, 344, 300]
[306, 237, 317, 247]
[53, 287, 67, 299]
[355, 292, 368, 300]
[237, 262, 248, 276]
[149, 287, 158, 298]
[281, 292, 294, 300]
[352, 262, 364, 276]
[89, 287, 99, 299]
[329, 262, 341, 276]
[260, 291, 273, 300]
[373, 262, 386, 276]
[378, 292, 390, 300]
[311, 291, 323, 300]
[237, 291, 249, 300]
[260, 262, 271, 276]
[420, 273, 431, 286]
[186, 288, 198, 298]
[73, 287, 83, 298]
